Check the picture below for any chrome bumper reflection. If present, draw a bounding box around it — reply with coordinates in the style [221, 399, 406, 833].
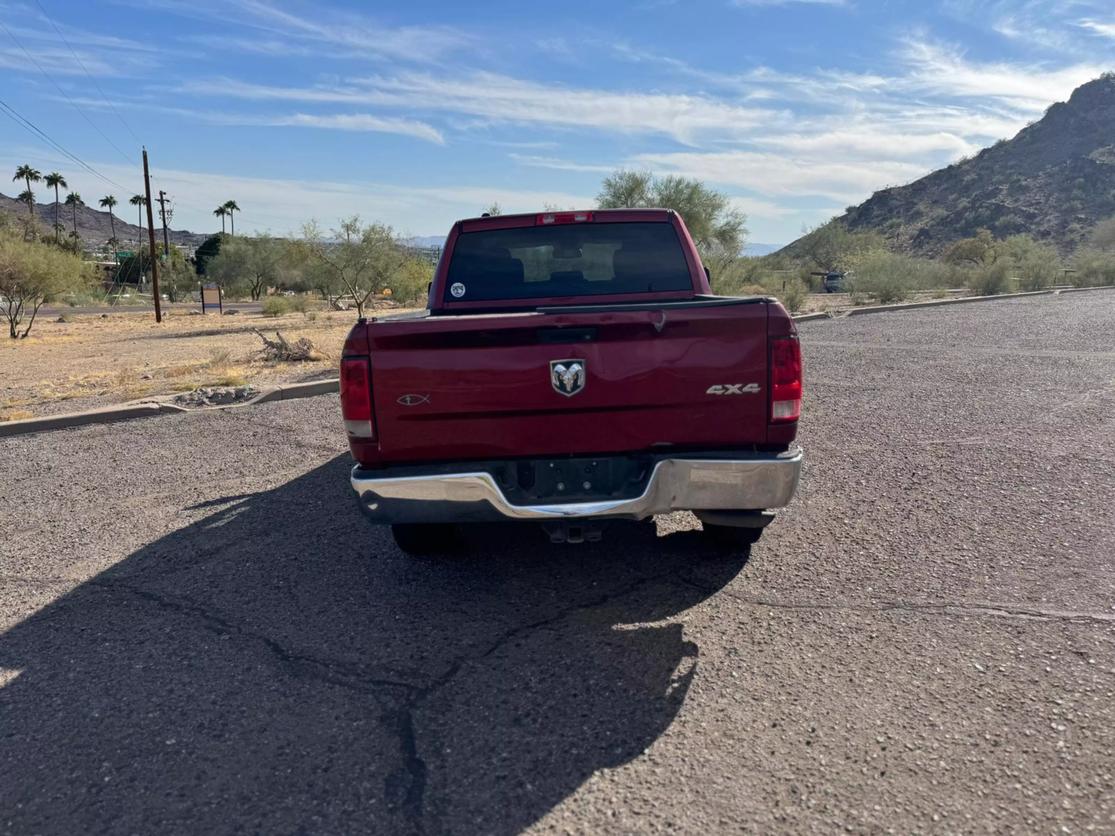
[351, 450, 802, 524]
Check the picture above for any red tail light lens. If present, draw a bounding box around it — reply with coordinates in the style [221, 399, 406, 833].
[770, 336, 802, 423]
[340, 356, 375, 439]
[536, 211, 593, 225]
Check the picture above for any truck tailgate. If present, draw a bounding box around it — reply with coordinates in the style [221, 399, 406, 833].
[361, 299, 771, 463]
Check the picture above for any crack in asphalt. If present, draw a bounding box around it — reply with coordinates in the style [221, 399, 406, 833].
[87, 580, 418, 698]
[672, 574, 1115, 627]
[88, 568, 686, 833]
[382, 569, 682, 833]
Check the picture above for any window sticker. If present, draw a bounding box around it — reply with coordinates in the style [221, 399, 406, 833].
[450, 282, 466, 298]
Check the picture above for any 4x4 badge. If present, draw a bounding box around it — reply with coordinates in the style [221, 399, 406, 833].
[550, 360, 586, 397]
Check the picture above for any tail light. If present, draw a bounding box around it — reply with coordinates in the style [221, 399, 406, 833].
[770, 336, 802, 423]
[340, 356, 375, 438]
[537, 211, 592, 225]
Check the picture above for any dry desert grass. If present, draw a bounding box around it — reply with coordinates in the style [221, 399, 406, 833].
[0, 305, 412, 420]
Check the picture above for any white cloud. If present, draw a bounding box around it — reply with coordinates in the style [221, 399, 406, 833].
[899, 38, 1105, 111]
[180, 72, 785, 145]
[629, 150, 926, 204]
[731, 0, 846, 5]
[509, 154, 615, 173]
[271, 114, 444, 144]
[751, 129, 979, 159]
[121, 0, 471, 63]
[1078, 20, 1115, 39]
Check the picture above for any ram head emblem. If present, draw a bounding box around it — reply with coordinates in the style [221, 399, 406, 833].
[550, 360, 586, 397]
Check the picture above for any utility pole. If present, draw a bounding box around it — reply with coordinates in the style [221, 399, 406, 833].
[142, 147, 162, 323]
[157, 190, 170, 262]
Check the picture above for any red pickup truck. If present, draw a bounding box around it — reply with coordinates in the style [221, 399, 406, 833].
[340, 209, 802, 554]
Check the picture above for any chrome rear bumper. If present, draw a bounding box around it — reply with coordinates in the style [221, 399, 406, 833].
[351, 450, 802, 524]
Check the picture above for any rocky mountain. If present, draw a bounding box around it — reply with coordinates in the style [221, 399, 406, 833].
[0, 192, 209, 249]
[784, 74, 1115, 257]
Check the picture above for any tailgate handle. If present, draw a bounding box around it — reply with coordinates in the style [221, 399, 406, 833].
[537, 327, 597, 344]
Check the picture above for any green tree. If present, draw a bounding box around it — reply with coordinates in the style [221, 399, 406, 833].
[213, 205, 227, 234]
[790, 219, 884, 274]
[1084, 216, 1115, 253]
[943, 228, 999, 267]
[299, 216, 406, 319]
[0, 229, 93, 338]
[44, 172, 67, 242]
[596, 169, 747, 256]
[99, 196, 119, 262]
[1070, 216, 1115, 287]
[1000, 234, 1061, 291]
[597, 170, 653, 208]
[12, 165, 41, 226]
[158, 244, 198, 302]
[63, 192, 83, 239]
[206, 235, 288, 300]
[129, 194, 146, 247]
[194, 233, 224, 276]
[222, 200, 240, 235]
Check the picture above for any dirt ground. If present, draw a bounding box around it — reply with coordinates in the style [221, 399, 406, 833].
[0, 304, 411, 420]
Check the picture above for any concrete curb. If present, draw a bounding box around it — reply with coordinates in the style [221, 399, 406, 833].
[0, 403, 169, 438]
[841, 289, 1056, 317]
[834, 285, 1110, 316]
[253, 379, 340, 404]
[790, 311, 833, 322]
[0, 378, 340, 439]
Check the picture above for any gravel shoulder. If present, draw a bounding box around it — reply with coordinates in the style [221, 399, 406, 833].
[0, 292, 1112, 833]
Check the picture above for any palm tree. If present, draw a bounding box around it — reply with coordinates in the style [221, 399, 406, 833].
[12, 164, 42, 224]
[100, 195, 118, 262]
[64, 192, 83, 238]
[130, 194, 146, 248]
[44, 172, 68, 242]
[222, 200, 240, 236]
[213, 205, 227, 234]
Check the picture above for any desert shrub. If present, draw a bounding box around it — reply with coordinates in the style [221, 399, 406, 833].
[844, 251, 954, 304]
[261, 296, 293, 317]
[1071, 250, 1115, 286]
[778, 278, 807, 312]
[1015, 251, 1060, 290]
[967, 260, 1010, 295]
[708, 254, 765, 296]
[1001, 234, 1061, 291]
[385, 256, 434, 305]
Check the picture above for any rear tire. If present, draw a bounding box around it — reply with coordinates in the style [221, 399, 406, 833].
[390, 523, 459, 556]
[701, 523, 763, 553]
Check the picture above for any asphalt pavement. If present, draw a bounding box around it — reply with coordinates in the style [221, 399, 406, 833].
[1, 292, 1113, 834]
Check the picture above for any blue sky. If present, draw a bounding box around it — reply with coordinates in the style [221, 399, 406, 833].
[2, 0, 1113, 245]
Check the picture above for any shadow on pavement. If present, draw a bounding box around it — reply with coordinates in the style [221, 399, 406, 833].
[0, 454, 746, 834]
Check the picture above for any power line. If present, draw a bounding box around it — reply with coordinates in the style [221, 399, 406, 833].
[31, 0, 143, 146]
[0, 96, 131, 193]
[0, 17, 137, 166]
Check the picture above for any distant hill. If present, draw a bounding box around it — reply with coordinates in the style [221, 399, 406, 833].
[399, 235, 447, 249]
[781, 74, 1115, 258]
[0, 192, 209, 249]
[745, 242, 781, 256]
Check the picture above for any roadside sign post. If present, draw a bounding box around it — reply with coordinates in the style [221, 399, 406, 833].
[200, 283, 222, 314]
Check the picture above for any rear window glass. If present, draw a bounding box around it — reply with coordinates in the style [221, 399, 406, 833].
[443, 221, 693, 302]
